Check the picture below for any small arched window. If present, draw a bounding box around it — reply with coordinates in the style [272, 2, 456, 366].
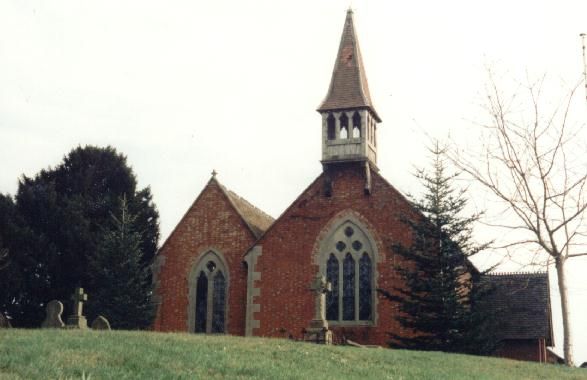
[211, 272, 226, 333]
[359, 253, 372, 320]
[190, 251, 228, 334]
[326, 254, 339, 321]
[195, 272, 208, 333]
[321, 221, 375, 324]
[339, 113, 349, 139]
[352, 111, 361, 138]
[343, 253, 356, 320]
[327, 113, 336, 140]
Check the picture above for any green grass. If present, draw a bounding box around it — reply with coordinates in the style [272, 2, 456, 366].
[0, 329, 585, 380]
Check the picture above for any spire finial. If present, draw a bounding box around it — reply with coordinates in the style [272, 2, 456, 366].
[211, 169, 217, 178]
[316, 6, 381, 122]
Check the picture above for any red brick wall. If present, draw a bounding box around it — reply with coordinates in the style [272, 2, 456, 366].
[153, 179, 255, 335]
[251, 163, 419, 346]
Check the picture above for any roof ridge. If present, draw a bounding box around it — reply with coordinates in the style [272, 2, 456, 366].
[223, 187, 275, 222]
[215, 181, 274, 239]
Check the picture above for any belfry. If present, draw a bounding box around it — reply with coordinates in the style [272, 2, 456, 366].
[318, 9, 380, 168]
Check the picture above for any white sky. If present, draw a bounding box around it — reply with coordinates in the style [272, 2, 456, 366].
[0, 0, 585, 364]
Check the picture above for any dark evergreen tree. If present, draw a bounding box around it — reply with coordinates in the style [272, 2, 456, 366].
[86, 197, 155, 329]
[382, 143, 496, 355]
[3, 145, 159, 327]
[0, 194, 41, 324]
[0, 195, 13, 271]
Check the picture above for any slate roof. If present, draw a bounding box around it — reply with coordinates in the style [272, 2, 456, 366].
[317, 9, 381, 122]
[219, 184, 274, 239]
[481, 272, 552, 344]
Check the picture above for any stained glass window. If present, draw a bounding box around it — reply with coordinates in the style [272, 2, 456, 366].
[211, 272, 226, 333]
[359, 253, 372, 321]
[195, 271, 208, 333]
[323, 222, 374, 324]
[192, 252, 228, 334]
[326, 254, 339, 321]
[343, 253, 356, 320]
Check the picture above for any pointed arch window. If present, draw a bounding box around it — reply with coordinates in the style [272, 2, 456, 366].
[327, 113, 336, 140]
[190, 251, 228, 334]
[359, 253, 373, 320]
[352, 111, 361, 138]
[339, 113, 349, 139]
[195, 272, 208, 333]
[211, 272, 226, 333]
[320, 220, 375, 324]
[343, 253, 356, 320]
[326, 254, 339, 321]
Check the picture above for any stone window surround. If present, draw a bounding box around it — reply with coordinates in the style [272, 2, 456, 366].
[313, 210, 383, 327]
[187, 249, 230, 333]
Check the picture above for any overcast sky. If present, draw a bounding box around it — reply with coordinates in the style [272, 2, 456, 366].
[1, 0, 586, 363]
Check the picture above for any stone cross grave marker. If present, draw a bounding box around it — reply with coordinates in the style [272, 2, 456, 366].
[41, 300, 65, 328]
[66, 287, 88, 329]
[304, 274, 333, 344]
[309, 274, 332, 329]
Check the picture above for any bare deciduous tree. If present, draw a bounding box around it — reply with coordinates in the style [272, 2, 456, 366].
[451, 73, 587, 366]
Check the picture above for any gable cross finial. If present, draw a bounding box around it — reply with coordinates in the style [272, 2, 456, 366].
[211, 169, 218, 178]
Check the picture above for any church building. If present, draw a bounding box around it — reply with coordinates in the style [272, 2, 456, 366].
[152, 9, 552, 362]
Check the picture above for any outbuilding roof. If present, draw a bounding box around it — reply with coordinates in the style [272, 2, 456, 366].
[482, 272, 553, 344]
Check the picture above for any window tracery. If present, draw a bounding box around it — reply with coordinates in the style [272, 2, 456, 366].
[191, 251, 228, 334]
[321, 220, 375, 324]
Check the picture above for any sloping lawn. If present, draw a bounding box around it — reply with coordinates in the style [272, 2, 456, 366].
[0, 329, 585, 379]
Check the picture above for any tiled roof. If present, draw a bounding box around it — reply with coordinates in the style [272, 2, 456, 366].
[317, 9, 381, 122]
[481, 272, 552, 343]
[220, 185, 274, 239]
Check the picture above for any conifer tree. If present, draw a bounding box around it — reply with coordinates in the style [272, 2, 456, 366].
[384, 143, 496, 355]
[2, 145, 159, 327]
[86, 196, 155, 329]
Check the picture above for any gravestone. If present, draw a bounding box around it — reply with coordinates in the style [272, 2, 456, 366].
[303, 274, 333, 344]
[41, 300, 65, 328]
[66, 287, 88, 329]
[0, 311, 11, 328]
[91, 315, 111, 330]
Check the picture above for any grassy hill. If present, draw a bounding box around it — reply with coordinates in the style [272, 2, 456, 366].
[0, 329, 585, 379]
